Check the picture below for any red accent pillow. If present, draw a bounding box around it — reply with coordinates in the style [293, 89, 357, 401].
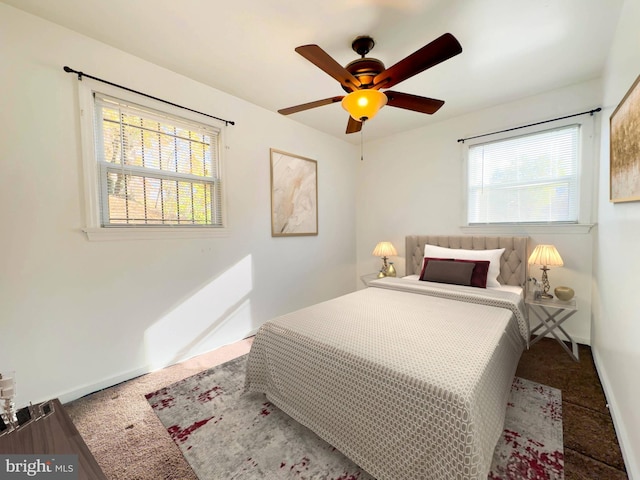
[419, 257, 490, 288]
[453, 259, 490, 288]
[419, 257, 454, 279]
[422, 260, 475, 286]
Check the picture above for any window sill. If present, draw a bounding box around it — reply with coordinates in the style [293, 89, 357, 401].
[460, 223, 595, 235]
[83, 226, 230, 241]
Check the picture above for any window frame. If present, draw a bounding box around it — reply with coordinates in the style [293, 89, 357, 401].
[78, 79, 229, 240]
[461, 114, 597, 234]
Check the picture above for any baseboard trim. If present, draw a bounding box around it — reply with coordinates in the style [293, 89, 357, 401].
[56, 329, 258, 405]
[57, 365, 150, 405]
[528, 332, 591, 346]
[592, 347, 638, 480]
[244, 327, 260, 338]
[573, 334, 590, 346]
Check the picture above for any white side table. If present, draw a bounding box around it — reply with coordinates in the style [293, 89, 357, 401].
[360, 273, 382, 287]
[526, 294, 579, 361]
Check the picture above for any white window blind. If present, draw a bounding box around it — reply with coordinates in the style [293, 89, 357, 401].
[467, 125, 580, 225]
[94, 94, 222, 227]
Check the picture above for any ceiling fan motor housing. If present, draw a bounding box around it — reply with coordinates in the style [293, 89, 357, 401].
[344, 36, 385, 91]
[344, 58, 385, 91]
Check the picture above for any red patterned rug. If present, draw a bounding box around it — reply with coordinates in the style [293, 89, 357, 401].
[146, 355, 563, 479]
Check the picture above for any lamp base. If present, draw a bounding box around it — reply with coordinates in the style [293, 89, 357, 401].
[540, 266, 553, 299]
[379, 256, 389, 276]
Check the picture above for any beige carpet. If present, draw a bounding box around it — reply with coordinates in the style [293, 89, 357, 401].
[65, 338, 253, 480]
[65, 336, 627, 480]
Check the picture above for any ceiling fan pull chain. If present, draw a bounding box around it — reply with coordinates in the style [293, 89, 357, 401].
[360, 127, 364, 161]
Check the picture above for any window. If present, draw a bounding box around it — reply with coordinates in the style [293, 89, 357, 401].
[79, 80, 227, 240]
[94, 94, 221, 227]
[466, 125, 580, 225]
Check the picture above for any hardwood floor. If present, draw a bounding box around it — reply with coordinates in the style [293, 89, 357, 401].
[516, 338, 628, 479]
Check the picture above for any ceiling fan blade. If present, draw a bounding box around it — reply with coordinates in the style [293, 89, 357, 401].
[385, 91, 445, 114]
[346, 116, 362, 134]
[296, 45, 362, 92]
[373, 33, 462, 89]
[278, 96, 344, 115]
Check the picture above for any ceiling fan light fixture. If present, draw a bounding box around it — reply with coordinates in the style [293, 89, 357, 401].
[341, 89, 387, 122]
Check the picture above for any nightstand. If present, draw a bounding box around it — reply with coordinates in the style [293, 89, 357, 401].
[360, 273, 382, 286]
[526, 294, 579, 361]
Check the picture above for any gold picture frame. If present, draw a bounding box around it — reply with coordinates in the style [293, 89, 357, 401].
[610, 73, 640, 203]
[270, 149, 318, 236]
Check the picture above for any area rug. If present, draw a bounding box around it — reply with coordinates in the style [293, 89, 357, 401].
[146, 355, 564, 479]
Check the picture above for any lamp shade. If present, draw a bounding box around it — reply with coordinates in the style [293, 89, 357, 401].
[372, 241, 397, 257]
[528, 244, 564, 267]
[341, 89, 387, 121]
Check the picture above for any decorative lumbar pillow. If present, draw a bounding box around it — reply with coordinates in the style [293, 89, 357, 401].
[421, 259, 475, 286]
[419, 257, 454, 279]
[424, 245, 505, 287]
[453, 259, 490, 288]
[419, 257, 490, 288]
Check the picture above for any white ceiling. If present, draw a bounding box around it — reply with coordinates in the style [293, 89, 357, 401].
[3, 0, 622, 144]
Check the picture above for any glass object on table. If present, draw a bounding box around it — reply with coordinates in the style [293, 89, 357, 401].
[386, 262, 396, 277]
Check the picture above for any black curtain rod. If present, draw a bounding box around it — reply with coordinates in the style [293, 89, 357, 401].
[457, 107, 601, 143]
[63, 66, 235, 126]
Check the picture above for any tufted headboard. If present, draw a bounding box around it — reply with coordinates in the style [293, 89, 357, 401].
[405, 235, 529, 287]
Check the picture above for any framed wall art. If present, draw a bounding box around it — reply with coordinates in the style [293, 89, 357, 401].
[610, 73, 640, 203]
[270, 149, 318, 236]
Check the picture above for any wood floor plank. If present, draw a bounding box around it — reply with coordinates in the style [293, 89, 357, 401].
[564, 448, 628, 480]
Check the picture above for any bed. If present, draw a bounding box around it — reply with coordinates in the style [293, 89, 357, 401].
[245, 235, 529, 480]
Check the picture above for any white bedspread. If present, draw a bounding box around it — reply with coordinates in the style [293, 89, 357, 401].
[245, 278, 528, 480]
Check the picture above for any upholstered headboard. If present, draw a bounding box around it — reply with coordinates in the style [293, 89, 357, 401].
[405, 235, 529, 287]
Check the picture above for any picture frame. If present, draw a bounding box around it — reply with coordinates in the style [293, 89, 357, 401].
[270, 149, 318, 236]
[610, 73, 640, 203]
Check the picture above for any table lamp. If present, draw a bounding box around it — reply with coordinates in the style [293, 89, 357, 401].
[528, 244, 563, 299]
[372, 241, 397, 277]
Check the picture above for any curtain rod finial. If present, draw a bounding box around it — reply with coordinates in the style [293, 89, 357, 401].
[63, 66, 83, 80]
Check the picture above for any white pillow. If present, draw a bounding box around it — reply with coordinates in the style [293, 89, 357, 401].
[423, 244, 505, 288]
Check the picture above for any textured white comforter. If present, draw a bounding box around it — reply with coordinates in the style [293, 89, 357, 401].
[245, 277, 528, 480]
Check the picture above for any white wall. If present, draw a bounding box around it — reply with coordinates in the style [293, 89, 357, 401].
[593, 0, 640, 477]
[0, 4, 358, 405]
[3, 5, 637, 475]
[356, 79, 603, 345]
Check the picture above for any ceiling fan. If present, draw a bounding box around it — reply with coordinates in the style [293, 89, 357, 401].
[278, 33, 463, 134]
